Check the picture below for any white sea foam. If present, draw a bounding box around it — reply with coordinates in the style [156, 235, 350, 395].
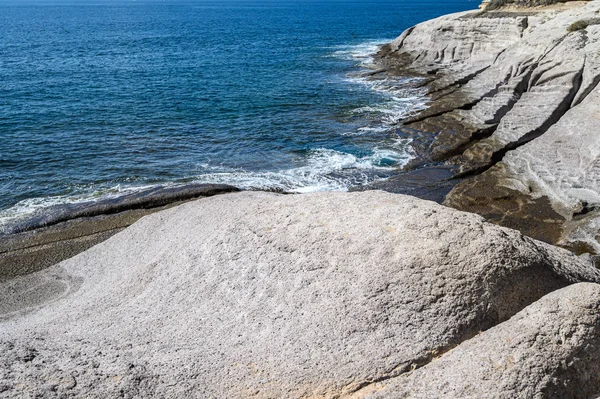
[0, 143, 415, 232]
[330, 40, 429, 130]
[194, 144, 413, 193]
[0, 141, 416, 232]
[356, 126, 390, 133]
[0, 40, 427, 230]
[328, 40, 389, 68]
[347, 77, 429, 125]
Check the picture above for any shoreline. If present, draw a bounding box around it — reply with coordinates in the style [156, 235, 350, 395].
[4, 1, 600, 280]
[362, 0, 600, 258]
[5, 3, 600, 396]
[0, 48, 429, 279]
[0, 184, 238, 282]
[0, 183, 240, 236]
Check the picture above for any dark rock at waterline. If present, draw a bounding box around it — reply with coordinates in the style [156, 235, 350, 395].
[2, 191, 599, 398]
[0, 184, 238, 282]
[1, 183, 239, 236]
[351, 165, 460, 204]
[444, 164, 566, 245]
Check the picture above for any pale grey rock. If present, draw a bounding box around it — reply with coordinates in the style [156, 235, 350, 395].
[460, 27, 592, 172]
[443, 13, 600, 250]
[496, 85, 600, 252]
[384, 1, 600, 250]
[349, 283, 600, 399]
[389, 1, 600, 142]
[1, 191, 599, 398]
[390, 11, 527, 72]
[389, 12, 530, 119]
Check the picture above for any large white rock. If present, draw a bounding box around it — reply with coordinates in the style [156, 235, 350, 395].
[390, 11, 527, 70]
[385, 1, 600, 251]
[1, 191, 598, 398]
[461, 20, 600, 172]
[350, 283, 600, 399]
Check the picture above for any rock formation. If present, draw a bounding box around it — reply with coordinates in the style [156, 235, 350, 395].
[1, 191, 600, 398]
[350, 283, 600, 399]
[377, 0, 600, 255]
[4, 3, 600, 398]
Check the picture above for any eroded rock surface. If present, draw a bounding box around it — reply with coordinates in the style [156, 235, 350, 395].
[349, 283, 600, 399]
[447, 86, 600, 253]
[1, 191, 599, 398]
[379, 1, 600, 252]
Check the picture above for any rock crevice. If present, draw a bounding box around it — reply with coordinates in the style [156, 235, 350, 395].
[376, 1, 600, 254]
[2, 191, 600, 398]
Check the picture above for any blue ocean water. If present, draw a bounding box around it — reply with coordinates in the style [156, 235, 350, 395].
[0, 0, 475, 226]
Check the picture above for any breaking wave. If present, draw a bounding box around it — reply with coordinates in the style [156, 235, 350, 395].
[0, 39, 428, 231]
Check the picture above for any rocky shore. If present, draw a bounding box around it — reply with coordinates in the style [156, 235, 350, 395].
[0, 184, 238, 282]
[368, 0, 600, 257]
[3, 1, 600, 398]
[3, 191, 600, 398]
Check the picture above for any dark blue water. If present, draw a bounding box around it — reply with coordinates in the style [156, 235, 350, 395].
[0, 0, 476, 226]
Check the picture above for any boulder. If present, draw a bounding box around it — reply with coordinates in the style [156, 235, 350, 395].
[1, 191, 598, 398]
[350, 283, 600, 399]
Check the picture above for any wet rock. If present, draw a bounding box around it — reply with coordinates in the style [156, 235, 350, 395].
[444, 163, 567, 245]
[354, 166, 460, 204]
[0, 183, 240, 235]
[450, 84, 600, 252]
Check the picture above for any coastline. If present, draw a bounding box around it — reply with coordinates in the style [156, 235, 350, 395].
[0, 42, 431, 279]
[361, 0, 600, 257]
[5, 0, 600, 280]
[5, 2, 600, 397]
[5, 0, 600, 277]
[0, 184, 238, 281]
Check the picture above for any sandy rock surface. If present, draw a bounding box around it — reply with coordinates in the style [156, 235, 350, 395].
[1, 191, 598, 398]
[350, 283, 600, 399]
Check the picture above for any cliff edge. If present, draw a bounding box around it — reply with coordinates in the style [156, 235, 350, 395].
[377, 0, 600, 255]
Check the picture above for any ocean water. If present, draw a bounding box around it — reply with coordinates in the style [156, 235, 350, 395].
[0, 0, 476, 228]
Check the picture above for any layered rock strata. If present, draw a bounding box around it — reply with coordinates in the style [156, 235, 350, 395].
[377, 0, 600, 254]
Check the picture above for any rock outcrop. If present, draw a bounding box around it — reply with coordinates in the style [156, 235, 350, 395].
[0, 183, 239, 282]
[1, 191, 599, 398]
[350, 283, 600, 399]
[377, 0, 600, 254]
[5, 4, 600, 398]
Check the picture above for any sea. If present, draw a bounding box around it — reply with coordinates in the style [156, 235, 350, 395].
[0, 0, 476, 230]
